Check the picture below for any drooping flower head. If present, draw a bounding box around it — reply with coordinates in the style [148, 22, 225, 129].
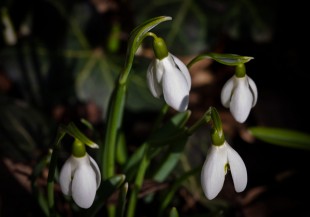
[147, 36, 191, 112]
[59, 139, 101, 209]
[221, 64, 258, 123]
[201, 141, 247, 200]
[201, 109, 247, 200]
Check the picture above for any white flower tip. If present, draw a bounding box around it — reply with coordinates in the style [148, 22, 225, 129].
[200, 146, 226, 200]
[232, 112, 247, 123]
[72, 165, 98, 209]
[226, 145, 248, 193]
[88, 142, 99, 149]
[203, 185, 219, 200]
[174, 95, 189, 112]
[201, 172, 223, 200]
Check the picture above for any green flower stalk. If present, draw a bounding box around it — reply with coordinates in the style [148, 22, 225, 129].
[101, 16, 172, 179]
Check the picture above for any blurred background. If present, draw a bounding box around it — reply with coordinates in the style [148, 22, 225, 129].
[0, 0, 309, 216]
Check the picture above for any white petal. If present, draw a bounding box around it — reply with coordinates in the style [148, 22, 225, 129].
[220, 76, 234, 108]
[72, 164, 97, 209]
[161, 57, 190, 112]
[247, 76, 258, 107]
[59, 156, 78, 196]
[147, 60, 162, 98]
[230, 77, 253, 123]
[88, 155, 101, 189]
[171, 54, 191, 90]
[154, 59, 165, 83]
[201, 145, 227, 200]
[226, 143, 247, 192]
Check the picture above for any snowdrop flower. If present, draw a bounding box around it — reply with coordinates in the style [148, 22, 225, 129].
[147, 36, 191, 112]
[201, 141, 247, 200]
[59, 140, 101, 209]
[221, 74, 257, 123]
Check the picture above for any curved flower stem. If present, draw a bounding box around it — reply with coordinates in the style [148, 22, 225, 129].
[187, 107, 212, 134]
[98, 16, 172, 217]
[47, 128, 66, 217]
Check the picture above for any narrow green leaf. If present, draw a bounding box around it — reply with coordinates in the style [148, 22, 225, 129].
[37, 188, 49, 216]
[152, 136, 188, 182]
[120, 16, 172, 83]
[187, 52, 253, 68]
[123, 111, 191, 181]
[116, 182, 128, 217]
[80, 118, 94, 131]
[169, 207, 179, 217]
[128, 16, 172, 57]
[148, 111, 191, 146]
[123, 143, 146, 175]
[63, 122, 98, 148]
[208, 53, 253, 65]
[158, 167, 201, 216]
[116, 132, 128, 165]
[249, 127, 310, 150]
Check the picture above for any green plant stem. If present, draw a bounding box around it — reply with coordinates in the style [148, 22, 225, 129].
[126, 151, 150, 217]
[47, 129, 66, 217]
[102, 82, 126, 179]
[187, 107, 212, 134]
[152, 103, 169, 130]
[158, 166, 201, 216]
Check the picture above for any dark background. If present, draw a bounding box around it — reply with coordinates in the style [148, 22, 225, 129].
[0, 0, 309, 216]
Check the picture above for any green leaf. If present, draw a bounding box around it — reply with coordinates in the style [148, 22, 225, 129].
[123, 111, 191, 181]
[152, 136, 188, 182]
[0, 97, 52, 161]
[120, 16, 172, 83]
[147, 110, 191, 146]
[187, 52, 253, 68]
[169, 207, 179, 217]
[123, 143, 147, 181]
[158, 167, 200, 216]
[63, 122, 98, 149]
[116, 132, 128, 165]
[123, 111, 190, 181]
[116, 182, 128, 217]
[127, 16, 172, 58]
[248, 127, 310, 150]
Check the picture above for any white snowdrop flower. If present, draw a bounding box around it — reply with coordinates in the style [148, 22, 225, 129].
[201, 141, 247, 200]
[59, 153, 101, 209]
[221, 75, 258, 123]
[147, 53, 191, 112]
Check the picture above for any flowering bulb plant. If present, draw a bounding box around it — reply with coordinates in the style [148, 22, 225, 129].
[1, 1, 310, 216]
[40, 16, 260, 217]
